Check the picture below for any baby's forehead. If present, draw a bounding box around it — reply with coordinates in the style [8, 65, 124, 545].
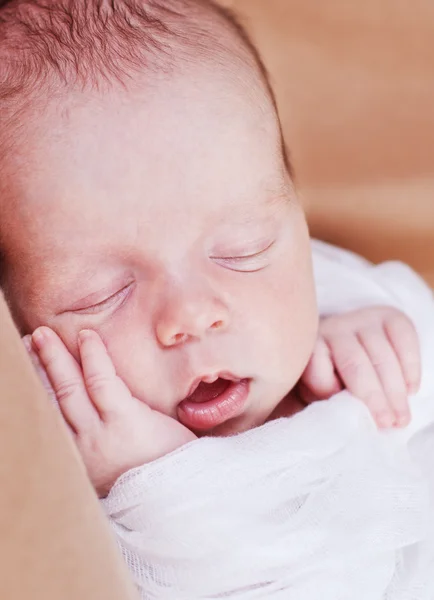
[2, 77, 284, 240]
[0, 0, 283, 226]
[7, 53, 280, 190]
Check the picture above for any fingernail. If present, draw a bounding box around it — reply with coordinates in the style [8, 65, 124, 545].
[22, 335, 32, 352]
[408, 383, 419, 396]
[78, 329, 93, 346]
[377, 412, 394, 429]
[32, 328, 47, 349]
[395, 412, 411, 428]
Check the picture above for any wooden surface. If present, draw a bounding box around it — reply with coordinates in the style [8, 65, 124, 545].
[0, 294, 138, 600]
[222, 0, 434, 285]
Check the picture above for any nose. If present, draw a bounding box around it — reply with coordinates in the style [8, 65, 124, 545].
[155, 284, 229, 348]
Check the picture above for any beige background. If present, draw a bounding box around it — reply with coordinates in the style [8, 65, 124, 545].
[220, 0, 434, 285]
[0, 294, 139, 600]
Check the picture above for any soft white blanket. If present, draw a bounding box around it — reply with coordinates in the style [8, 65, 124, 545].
[102, 241, 434, 599]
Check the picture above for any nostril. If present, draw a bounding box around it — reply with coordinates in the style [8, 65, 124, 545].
[211, 320, 224, 330]
[172, 333, 188, 344]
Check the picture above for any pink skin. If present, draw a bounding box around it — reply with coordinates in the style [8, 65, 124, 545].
[24, 327, 197, 498]
[0, 60, 420, 496]
[20, 302, 421, 498]
[298, 307, 421, 428]
[1, 65, 318, 442]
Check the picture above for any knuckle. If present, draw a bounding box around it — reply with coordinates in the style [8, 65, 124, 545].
[85, 372, 113, 393]
[55, 378, 83, 402]
[319, 318, 342, 337]
[80, 432, 104, 457]
[369, 356, 392, 372]
[336, 358, 363, 380]
[381, 305, 401, 318]
[384, 310, 413, 332]
[361, 390, 387, 409]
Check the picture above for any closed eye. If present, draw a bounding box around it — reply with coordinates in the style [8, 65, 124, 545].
[211, 240, 275, 272]
[71, 282, 134, 315]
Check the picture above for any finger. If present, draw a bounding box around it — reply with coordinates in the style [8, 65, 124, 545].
[329, 334, 394, 428]
[78, 329, 132, 421]
[383, 313, 421, 395]
[25, 337, 74, 436]
[23, 335, 58, 406]
[32, 327, 99, 433]
[296, 380, 337, 405]
[358, 328, 410, 428]
[296, 380, 320, 404]
[300, 337, 342, 400]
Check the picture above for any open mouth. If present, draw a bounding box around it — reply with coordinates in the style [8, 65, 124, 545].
[177, 377, 250, 431]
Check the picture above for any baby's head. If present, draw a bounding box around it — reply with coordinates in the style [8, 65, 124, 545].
[0, 0, 318, 435]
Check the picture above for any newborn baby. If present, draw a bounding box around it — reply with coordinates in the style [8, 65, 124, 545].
[0, 1, 431, 597]
[0, 0, 420, 494]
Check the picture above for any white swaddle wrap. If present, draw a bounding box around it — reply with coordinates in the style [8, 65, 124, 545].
[102, 242, 434, 599]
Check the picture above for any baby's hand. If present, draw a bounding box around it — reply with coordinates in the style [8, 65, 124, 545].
[24, 327, 195, 497]
[298, 307, 421, 429]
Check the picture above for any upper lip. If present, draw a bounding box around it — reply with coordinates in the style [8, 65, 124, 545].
[181, 371, 242, 403]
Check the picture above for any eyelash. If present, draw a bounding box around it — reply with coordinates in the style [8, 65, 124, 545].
[74, 283, 133, 315]
[211, 240, 275, 272]
[71, 240, 273, 315]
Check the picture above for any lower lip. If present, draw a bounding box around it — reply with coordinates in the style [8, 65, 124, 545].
[177, 379, 250, 431]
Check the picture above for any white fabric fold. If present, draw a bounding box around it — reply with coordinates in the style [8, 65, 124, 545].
[102, 241, 434, 599]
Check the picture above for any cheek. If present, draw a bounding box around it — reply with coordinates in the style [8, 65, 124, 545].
[47, 315, 155, 398]
[280, 254, 318, 359]
[97, 318, 152, 386]
[261, 257, 317, 347]
[95, 318, 176, 414]
[277, 222, 318, 360]
[237, 215, 318, 377]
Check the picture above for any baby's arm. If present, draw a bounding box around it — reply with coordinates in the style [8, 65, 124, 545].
[299, 306, 421, 428]
[25, 327, 195, 497]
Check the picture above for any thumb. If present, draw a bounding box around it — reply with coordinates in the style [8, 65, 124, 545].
[300, 337, 343, 401]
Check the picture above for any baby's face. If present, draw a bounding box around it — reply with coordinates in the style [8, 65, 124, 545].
[2, 68, 318, 435]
